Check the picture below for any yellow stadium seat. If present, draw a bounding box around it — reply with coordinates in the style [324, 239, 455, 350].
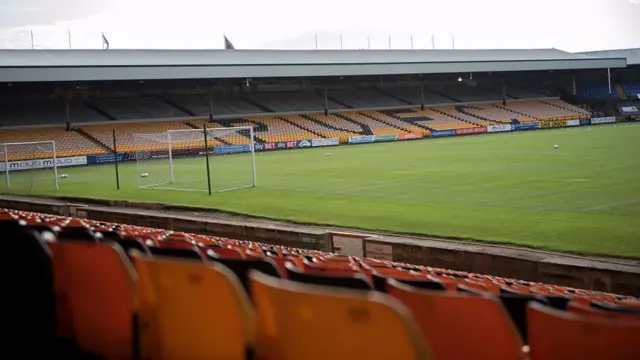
[249, 271, 432, 360]
[132, 252, 255, 360]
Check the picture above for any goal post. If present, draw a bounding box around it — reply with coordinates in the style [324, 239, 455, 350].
[0, 140, 59, 194]
[134, 126, 257, 194]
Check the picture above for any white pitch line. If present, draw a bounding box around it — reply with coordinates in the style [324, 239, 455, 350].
[583, 198, 640, 212]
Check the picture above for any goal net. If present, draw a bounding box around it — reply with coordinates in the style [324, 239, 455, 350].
[0, 141, 59, 194]
[134, 126, 257, 193]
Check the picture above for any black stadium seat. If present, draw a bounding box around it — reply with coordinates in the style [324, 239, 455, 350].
[1, 228, 57, 353]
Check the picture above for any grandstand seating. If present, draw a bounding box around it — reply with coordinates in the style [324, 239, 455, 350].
[622, 83, 640, 98]
[245, 92, 345, 112]
[281, 115, 358, 142]
[505, 86, 550, 99]
[340, 113, 415, 136]
[577, 84, 618, 100]
[88, 97, 188, 120]
[450, 103, 519, 123]
[245, 116, 318, 143]
[0, 127, 105, 160]
[328, 89, 407, 108]
[394, 108, 478, 130]
[430, 83, 504, 102]
[81, 121, 203, 153]
[0, 98, 593, 159]
[166, 94, 264, 115]
[2, 208, 639, 359]
[382, 86, 453, 105]
[434, 105, 500, 127]
[357, 111, 430, 135]
[0, 97, 107, 126]
[500, 100, 590, 122]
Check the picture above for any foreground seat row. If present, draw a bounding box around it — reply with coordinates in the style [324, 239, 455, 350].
[3, 209, 639, 360]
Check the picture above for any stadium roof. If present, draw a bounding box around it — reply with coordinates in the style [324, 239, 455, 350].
[578, 48, 640, 66]
[0, 48, 627, 83]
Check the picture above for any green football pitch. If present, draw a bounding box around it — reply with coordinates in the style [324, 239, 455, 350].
[3, 124, 640, 258]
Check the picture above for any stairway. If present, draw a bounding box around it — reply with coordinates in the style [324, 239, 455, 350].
[302, 114, 367, 135]
[73, 127, 112, 151]
[615, 84, 627, 100]
[333, 113, 373, 135]
[278, 117, 325, 139]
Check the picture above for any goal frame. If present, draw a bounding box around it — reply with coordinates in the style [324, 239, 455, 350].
[1, 140, 59, 192]
[136, 126, 257, 193]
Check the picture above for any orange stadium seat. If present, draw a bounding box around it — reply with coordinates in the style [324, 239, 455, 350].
[527, 302, 640, 360]
[1, 208, 638, 359]
[249, 271, 432, 360]
[387, 279, 526, 360]
[49, 241, 137, 360]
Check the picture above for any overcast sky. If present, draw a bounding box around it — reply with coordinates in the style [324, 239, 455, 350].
[0, 0, 638, 52]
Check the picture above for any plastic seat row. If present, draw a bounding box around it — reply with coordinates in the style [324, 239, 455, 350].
[0, 127, 106, 160]
[3, 208, 640, 360]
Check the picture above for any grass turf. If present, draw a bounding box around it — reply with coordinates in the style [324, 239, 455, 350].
[4, 124, 640, 258]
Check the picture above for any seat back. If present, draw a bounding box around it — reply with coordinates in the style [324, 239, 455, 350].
[211, 257, 282, 296]
[567, 302, 640, 322]
[249, 271, 431, 360]
[149, 245, 204, 261]
[528, 302, 640, 360]
[2, 228, 57, 352]
[49, 241, 137, 360]
[286, 263, 372, 290]
[387, 279, 524, 360]
[132, 253, 254, 360]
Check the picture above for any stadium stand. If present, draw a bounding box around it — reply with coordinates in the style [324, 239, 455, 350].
[394, 108, 478, 130]
[244, 116, 318, 143]
[500, 100, 590, 121]
[430, 83, 504, 102]
[382, 86, 453, 105]
[245, 92, 346, 112]
[434, 105, 501, 126]
[166, 93, 264, 116]
[577, 84, 618, 100]
[340, 112, 415, 136]
[357, 111, 431, 135]
[281, 115, 359, 142]
[0, 97, 107, 126]
[0, 127, 105, 160]
[622, 83, 640, 98]
[327, 89, 408, 108]
[88, 96, 188, 120]
[450, 103, 519, 123]
[0, 96, 593, 160]
[81, 121, 199, 153]
[3, 208, 639, 359]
